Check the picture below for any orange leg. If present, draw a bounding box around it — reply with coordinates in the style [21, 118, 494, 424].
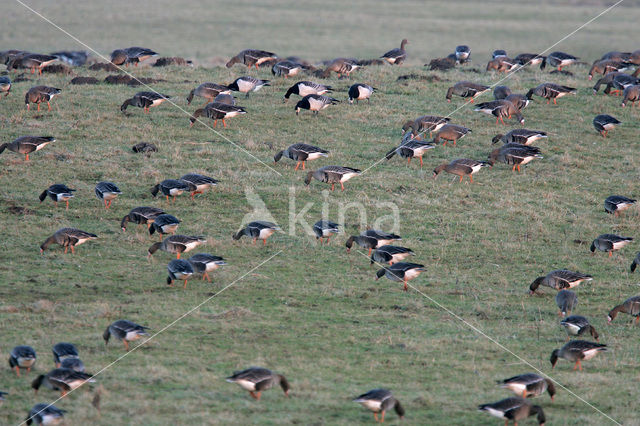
[249, 391, 258, 399]
[222, 119, 227, 128]
[512, 164, 517, 172]
[458, 175, 463, 182]
[183, 279, 188, 289]
[47, 102, 51, 111]
[374, 412, 379, 422]
[558, 66, 563, 71]
[380, 410, 386, 422]
[213, 120, 218, 127]
[70, 245, 75, 255]
[330, 183, 335, 191]
[302, 161, 305, 170]
[25, 153, 30, 161]
[609, 251, 612, 257]
[14, 366, 20, 377]
[500, 116, 505, 125]
[495, 117, 499, 125]
[546, 99, 550, 105]
[294, 161, 300, 171]
[419, 157, 423, 167]
[635, 316, 639, 324]
[203, 272, 210, 282]
[263, 239, 267, 246]
[37, 103, 41, 111]
[469, 174, 474, 183]
[107, 200, 112, 208]
[340, 182, 345, 191]
[255, 64, 259, 70]
[104, 199, 109, 209]
[252, 238, 257, 245]
[573, 360, 582, 371]
[553, 98, 557, 105]
[64, 246, 69, 254]
[65, 200, 69, 209]
[172, 196, 176, 203]
[123, 340, 130, 351]
[403, 279, 408, 292]
[407, 157, 411, 165]
[517, 164, 521, 172]
[61, 390, 67, 397]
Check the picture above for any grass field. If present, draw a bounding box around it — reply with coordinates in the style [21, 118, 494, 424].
[2, 0, 640, 425]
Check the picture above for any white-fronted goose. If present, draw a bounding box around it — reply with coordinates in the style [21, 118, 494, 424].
[17, 54, 57, 75]
[542, 51, 579, 71]
[621, 85, 640, 107]
[283, 81, 332, 102]
[312, 220, 339, 244]
[39, 184, 75, 209]
[321, 58, 360, 78]
[376, 262, 426, 291]
[608, 73, 639, 95]
[593, 114, 620, 137]
[601, 51, 632, 62]
[486, 56, 517, 73]
[478, 397, 545, 425]
[588, 59, 627, 81]
[346, 229, 401, 255]
[226, 367, 290, 400]
[354, 388, 405, 422]
[0, 75, 11, 97]
[505, 93, 530, 111]
[32, 368, 94, 396]
[590, 233, 633, 256]
[167, 259, 194, 288]
[187, 253, 226, 282]
[381, 39, 408, 65]
[186, 83, 231, 105]
[25, 86, 60, 111]
[499, 373, 555, 400]
[121, 206, 165, 231]
[488, 143, 543, 172]
[95, 181, 121, 209]
[445, 81, 488, 103]
[151, 179, 191, 202]
[431, 124, 471, 146]
[561, 315, 599, 340]
[123, 47, 157, 66]
[604, 195, 635, 215]
[121, 91, 170, 113]
[180, 173, 219, 198]
[550, 340, 607, 371]
[295, 94, 339, 115]
[304, 165, 361, 191]
[433, 158, 489, 183]
[104, 320, 149, 351]
[526, 83, 576, 105]
[40, 228, 97, 255]
[492, 129, 546, 145]
[607, 295, 640, 324]
[529, 270, 592, 294]
[52, 342, 78, 367]
[226, 49, 277, 69]
[0, 136, 54, 161]
[403, 115, 450, 137]
[592, 72, 622, 94]
[474, 100, 524, 125]
[149, 214, 180, 237]
[26, 403, 66, 425]
[110, 49, 127, 65]
[189, 102, 247, 127]
[348, 83, 375, 104]
[274, 143, 329, 170]
[493, 86, 512, 100]
[556, 290, 577, 317]
[272, 60, 302, 78]
[233, 221, 280, 245]
[371, 245, 414, 265]
[386, 139, 435, 167]
[148, 235, 206, 259]
[514, 53, 546, 67]
[227, 76, 270, 98]
[9, 345, 36, 377]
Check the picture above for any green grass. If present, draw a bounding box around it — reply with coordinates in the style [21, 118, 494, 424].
[2, 0, 640, 425]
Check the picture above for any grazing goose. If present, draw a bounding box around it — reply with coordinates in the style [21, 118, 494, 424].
[354, 388, 405, 422]
[24, 86, 61, 111]
[187, 253, 226, 282]
[526, 83, 576, 105]
[186, 82, 231, 105]
[445, 81, 489, 103]
[148, 235, 207, 259]
[120, 91, 170, 113]
[601, 51, 632, 62]
[542, 51, 579, 71]
[39, 184, 75, 209]
[52, 343, 79, 367]
[227, 76, 270, 98]
[607, 73, 639, 95]
[180, 173, 219, 198]
[529, 270, 592, 294]
[590, 233, 633, 256]
[226, 49, 278, 69]
[455, 45, 471, 63]
[40, 228, 97, 255]
[631, 252, 640, 272]
[493, 85, 512, 100]
[492, 129, 547, 145]
[283, 81, 332, 102]
[592, 72, 626, 94]
[295, 94, 339, 115]
[593, 114, 621, 137]
[478, 397, 545, 425]
[499, 374, 556, 400]
[26, 403, 66, 425]
[103, 320, 149, 351]
[550, 340, 607, 371]
[346, 230, 401, 255]
[376, 262, 426, 291]
[17, 54, 58, 75]
[312, 220, 340, 244]
[588, 59, 627, 80]
[189, 102, 247, 127]
[433, 158, 489, 183]
[233, 221, 280, 245]
[474, 100, 524, 125]
[272, 60, 302, 78]
[0, 136, 54, 161]
[488, 143, 543, 172]
[381, 39, 408, 65]
[167, 259, 194, 288]
[149, 214, 181, 237]
[304, 165, 361, 191]
[607, 295, 640, 324]
[348, 83, 375, 104]
[94, 181, 121, 209]
[621, 85, 640, 107]
[151, 179, 191, 202]
[403, 115, 450, 137]
[556, 290, 578, 317]
[561, 315, 599, 341]
[120, 206, 165, 231]
[505, 94, 530, 111]
[371, 245, 414, 265]
[274, 143, 329, 170]
[9, 345, 37, 376]
[604, 195, 635, 216]
[0, 75, 11, 97]
[60, 358, 84, 372]
[486, 56, 517, 73]
[321, 58, 360, 78]
[32, 368, 94, 396]
[385, 139, 435, 167]
[431, 124, 471, 146]
[123, 46, 157, 66]
[110, 49, 128, 65]
[513, 53, 546, 67]
[226, 367, 290, 400]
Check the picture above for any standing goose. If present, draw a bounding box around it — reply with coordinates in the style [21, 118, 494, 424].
[189, 102, 247, 127]
[32, 368, 95, 396]
[498, 373, 556, 400]
[52, 343, 79, 368]
[40, 228, 97, 255]
[26, 403, 66, 425]
[431, 124, 471, 146]
[227, 76, 270, 98]
[607, 295, 640, 324]
[492, 129, 547, 145]
[550, 340, 607, 371]
[348, 83, 375, 104]
[513, 53, 546, 67]
[561, 315, 599, 341]
[542, 51, 579, 71]
[593, 114, 621, 137]
[590, 233, 633, 256]
[433, 158, 489, 183]
[555, 290, 578, 317]
[478, 397, 545, 425]
[621, 85, 640, 107]
[376, 262, 426, 291]
[604, 195, 635, 216]
[226, 49, 278, 69]
[233, 221, 280, 245]
[180, 173, 219, 198]
[588, 59, 627, 80]
[353, 388, 405, 422]
[103, 320, 149, 351]
[529, 270, 592, 294]
[148, 235, 207, 259]
[120, 91, 170, 113]
[187, 253, 226, 282]
[39, 184, 75, 209]
[380, 39, 408, 65]
[371, 245, 414, 265]
[167, 259, 194, 288]
[321, 58, 360, 78]
[274, 143, 329, 170]
[474, 100, 524, 125]
[120, 206, 165, 231]
[304, 165, 361, 191]
[149, 214, 181, 237]
[0, 75, 11, 97]
[488, 143, 543, 172]
[312, 220, 340, 244]
[526, 83, 576, 105]
[283, 81, 332, 102]
[385, 139, 435, 167]
[225, 367, 290, 400]
[151, 179, 191, 202]
[186, 82, 231, 105]
[17, 54, 58, 74]
[486, 56, 517, 73]
[445, 81, 489, 103]
[0, 136, 55, 161]
[94, 181, 121, 209]
[9, 345, 37, 377]
[295, 94, 340, 115]
[271, 60, 302, 78]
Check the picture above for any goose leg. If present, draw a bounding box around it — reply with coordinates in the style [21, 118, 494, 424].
[176, 253, 180, 259]
[25, 154, 30, 161]
[380, 410, 385, 422]
[123, 340, 129, 351]
[14, 366, 19, 377]
[47, 102, 51, 111]
[37, 103, 40, 111]
[70, 246, 75, 254]
[373, 413, 378, 422]
[252, 238, 257, 245]
[330, 183, 335, 191]
[302, 161, 305, 170]
[553, 98, 557, 105]
[203, 272, 210, 282]
[294, 162, 300, 171]
[65, 200, 69, 209]
[222, 119, 227, 128]
[419, 157, 423, 167]
[341, 182, 345, 191]
[263, 239, 266, 246]
[183, 280, 188, 289]
[64, 246, 68, 254]
[403, 279, 408, 292]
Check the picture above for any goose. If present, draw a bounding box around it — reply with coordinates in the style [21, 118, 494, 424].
[556, 290, 578, 317]
[9, 345, 37, 377]
[604, 195, 635, 216]
[505, 94, 530, 111]
[122, 46, 157, 66]
[431, 124, 471, 146]
[17, 54, 58, 75]
[492, 129, 547, 145]
[403, 115, 450, 137]
[186, 82, 231, 105]
[513, 53, 546, 67]
[529, 270, 592, 294]
[304, 165, 361, 191]
[433, 158, 490, 183]
[167, 259, 194, 288]
[381, 39, 408, 65]
[180, 173, 219, 198]
[445, 81, 489, 103]
[601, 51, 632, 62]
[631, 252, 640, 272]
[295, 94, 340, 115]
[110, 49, 128, 65]
[120, 91, 170, 113]
[120, 207, 165, 231]
[346, 229, 401, 255]
[498, 374, 556, 400]
[25, 86, 61, 111]
[274, 143, 329, 170]
[488, 143, 543, 172]
[148, 235, 206, 259]
[32, 368, 95, 396]
[493, 85, 512, 100]
[474, 100, 524, 125]
[542, 51, 579, 71]
[94, 181, 121, 209]
[607, 295, 640, 324]
[588, 59, 628, 80]
[187, 253, 226, 282]
[233, 221, 280, 245]
[592, 72, 628, 94]
[455, 45, 471, 63]
[376, 262, 426, 291]
[385, 139, 435, 167]
[40, 228, 97, 255]
[321, 58, 360, 78]
[51, 343, 79, 368]
[272, 60, 302, 78]
[103, 320, 149, 351]
[550, 340, 607, 371]
[150, 179, 191, 202]
[348, 83, 375, 104]
[149, 214, 181, 237]
[26, 403, 66, 425]
[0, 136, 55, 161]
[561, 315, 599, 341]
[189, 102, 247, 127]
[371, 245, 414, 265]
[131, 142, 157, 154]
[590, 233, 633, 256]
[312, 220, 340, 244]
[0, 75, 11, 97]
[478, 397, 545, 425]
[226, 367, 290, 400]
[60, 358, 85, 372]
[593, 114, 620, 137]
[226, 49, 278, 69]
[621, 85, 640, 107]
[526, 83, 576, 105]
[353, 388, 405, 422]
[39, 184, 75, 209]
[607, 73, 639, 95]
[214, 93, 235, 105]
[283, 81, 332, 102]
[486, 56, 517, 73]
[227, 76, 270, 98]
